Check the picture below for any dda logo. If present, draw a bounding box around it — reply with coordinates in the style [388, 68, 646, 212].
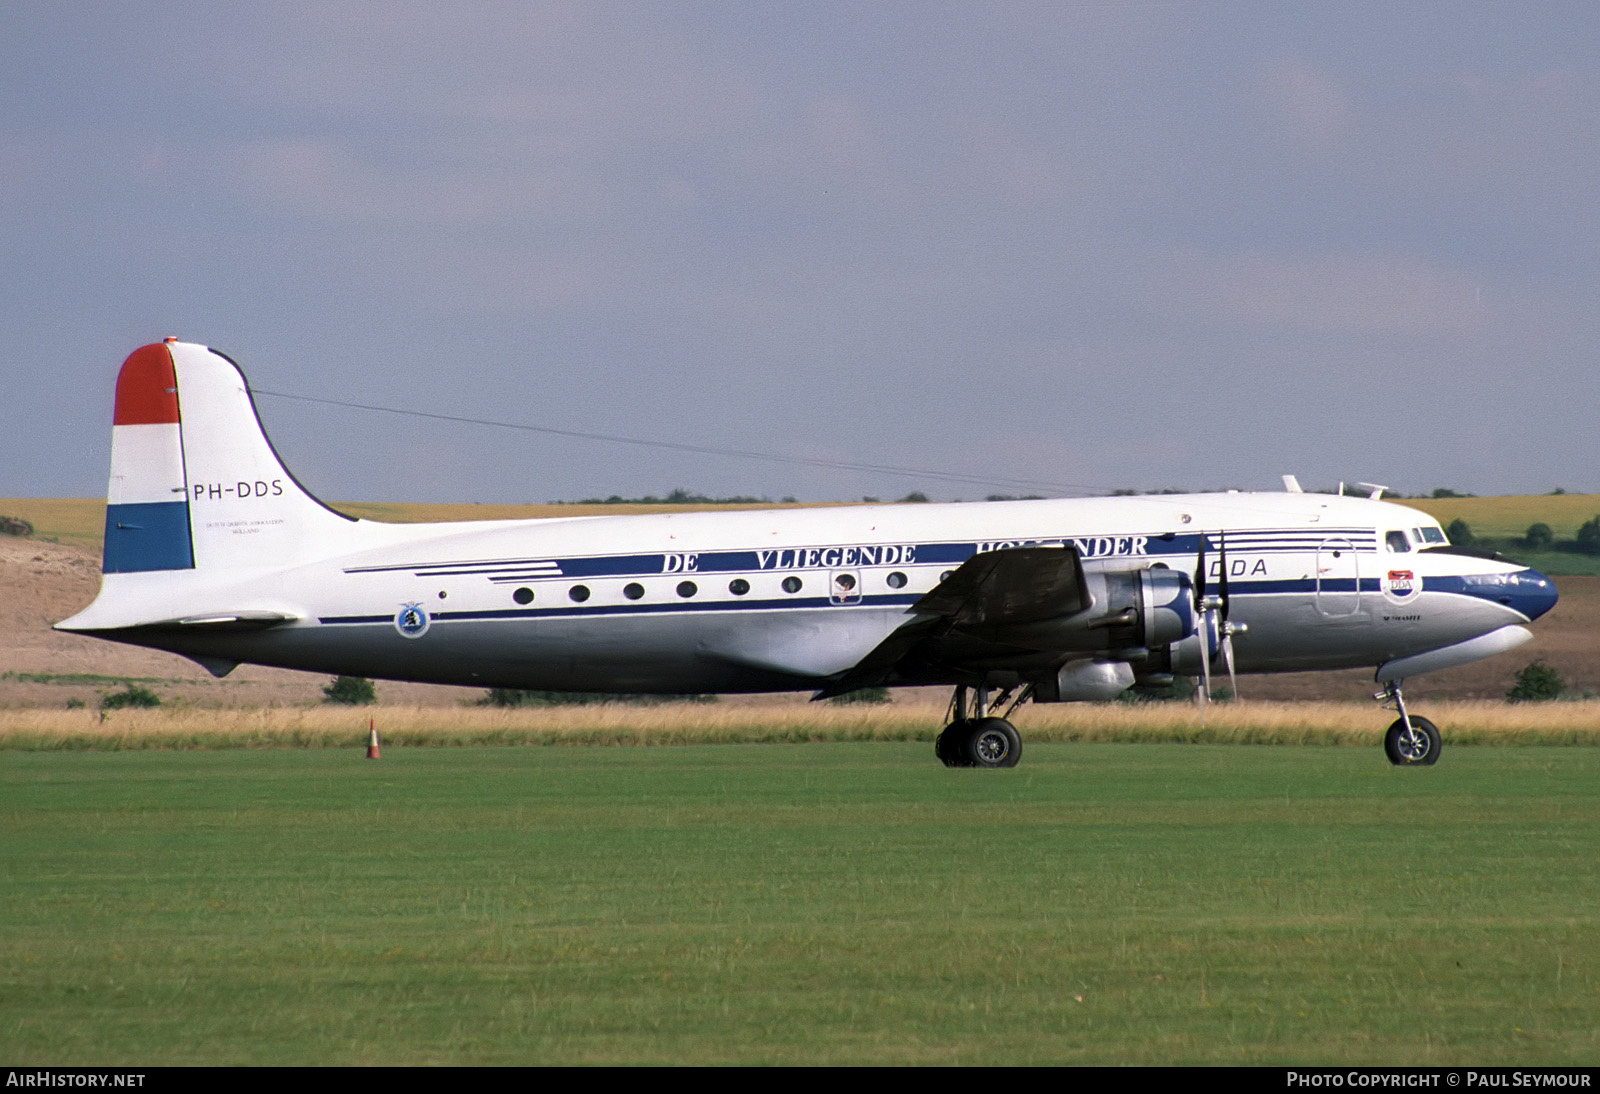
[1383, 570, 1417, 602]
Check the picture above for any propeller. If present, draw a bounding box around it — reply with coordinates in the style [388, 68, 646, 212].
[1217, 532, 1238, 699]
[1193, 535, 1211, 717]
[1192, 531, 1247, 711]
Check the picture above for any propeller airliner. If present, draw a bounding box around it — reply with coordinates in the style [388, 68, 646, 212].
[58, 341, 1560, 768]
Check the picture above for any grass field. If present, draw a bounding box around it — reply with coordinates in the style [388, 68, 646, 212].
[3, 743, 1596, 1065]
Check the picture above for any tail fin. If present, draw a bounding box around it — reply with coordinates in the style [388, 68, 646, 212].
[102, 339, 355, 576]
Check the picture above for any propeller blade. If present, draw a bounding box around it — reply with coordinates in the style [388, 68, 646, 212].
[1193, 533, 1207, 611]
[1222, 628, 1238, 699]
[1217, 531, 1230, 624]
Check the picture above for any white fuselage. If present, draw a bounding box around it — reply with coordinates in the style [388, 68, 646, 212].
[66, 491, 1554, 693]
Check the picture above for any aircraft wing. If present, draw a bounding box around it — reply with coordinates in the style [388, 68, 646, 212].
[816, 546, 1087, 698]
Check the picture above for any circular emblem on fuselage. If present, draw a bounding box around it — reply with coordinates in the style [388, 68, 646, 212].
[1381, 569, 1418, 604]
[395, 602, 430, 638]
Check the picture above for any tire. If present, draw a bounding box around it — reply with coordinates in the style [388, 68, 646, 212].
[1384, 716, 1441, 767]
[936, 721, 971, 767]
[962, 717, 1022, 769]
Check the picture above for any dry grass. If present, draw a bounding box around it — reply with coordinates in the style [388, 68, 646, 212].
[5, 698, 1598, 751]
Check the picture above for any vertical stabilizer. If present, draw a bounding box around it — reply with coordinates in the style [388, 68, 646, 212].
[96, 339, 361, 580]
[62, 340, 363, 633]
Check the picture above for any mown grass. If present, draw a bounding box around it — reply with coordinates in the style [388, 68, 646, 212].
[4, 698, 1599, 751]
[1, 744, 1595, 1065]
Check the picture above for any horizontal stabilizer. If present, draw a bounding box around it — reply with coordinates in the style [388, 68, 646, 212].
[57, 609, 298, 634]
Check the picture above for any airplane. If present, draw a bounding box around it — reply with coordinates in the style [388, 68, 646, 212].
[58, 340, 1560, 769]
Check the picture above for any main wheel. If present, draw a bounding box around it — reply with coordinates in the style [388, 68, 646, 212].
[936, 720, 972, 767]
[963, 717, 1022, 769]
[1384, 716, 1441, 767]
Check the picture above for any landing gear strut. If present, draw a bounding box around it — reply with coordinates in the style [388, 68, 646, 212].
[1377, 678, 1442, 767]
[936, 683, 1028, 768]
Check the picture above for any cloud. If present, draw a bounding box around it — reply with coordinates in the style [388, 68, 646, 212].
[1155, 248, 1485, 337]
[1258, 56, 1358, 157]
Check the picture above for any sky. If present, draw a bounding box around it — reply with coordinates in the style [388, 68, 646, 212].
[3, 2, 1597, 504]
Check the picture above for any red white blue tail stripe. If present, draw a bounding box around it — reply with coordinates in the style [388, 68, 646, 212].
[103, 342, 194, 573]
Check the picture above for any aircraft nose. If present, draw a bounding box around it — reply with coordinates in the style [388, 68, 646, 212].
[1499, 569, 1560, 621]
[1517, 569, 1560, 621]
[1448, 567, 1559, 621]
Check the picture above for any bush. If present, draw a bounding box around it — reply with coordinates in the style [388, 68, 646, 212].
[1506, 660, 1564, 703]
[1120, 676, 1199, 703]
[1577, 516, 1600, 556]
[101, 683, 161, 709]
[1523, 523, 1554, 552]
[323, 676, 376, 705]
[0, 515, 33, 537]
[1445, 518, 1474, 546]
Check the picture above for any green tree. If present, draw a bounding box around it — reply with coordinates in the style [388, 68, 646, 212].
[1577, 516, 1600, 556]
[1506, 660, 1564, 703]
[101, 683, 161, 709]
[323, 676, 376, 705]
[1523, 522, 1554, 551]
[1445, 518, 1474, 546]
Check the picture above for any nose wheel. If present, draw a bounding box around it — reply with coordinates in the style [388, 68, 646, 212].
[1384, 716, 1441, 765]
[936, 685, 1026, 768]
[1377, 679, 1443, 767]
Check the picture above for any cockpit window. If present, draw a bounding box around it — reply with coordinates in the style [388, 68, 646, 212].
[1386, 530, 1411, 553]
[1415, 526, 1446, 544]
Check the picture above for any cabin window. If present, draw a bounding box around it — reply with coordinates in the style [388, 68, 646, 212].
[1386, 530, 1411, 553]
[728, 579, 750, 596]
[677, 581, 698, 598]
[513, 587, 533, 605]
[623, 583, 645, 600]
[569, 585, 590, 603]
[1416, 526, 1446, 544]
[781, 576, 803, 594]
[886, 571, 907, 589]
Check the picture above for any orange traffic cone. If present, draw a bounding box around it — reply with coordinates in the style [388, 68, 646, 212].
[366, 718, 381, 760]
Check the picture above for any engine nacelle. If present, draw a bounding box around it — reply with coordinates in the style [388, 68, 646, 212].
[981, 566, 1196, 655]
[1126, 567, 1195, 650]
[1146, 610, 1221, 677]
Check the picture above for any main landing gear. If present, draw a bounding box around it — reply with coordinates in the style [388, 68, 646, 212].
[936, 683, 1028, 768]
[1377, 678, 1442, 767]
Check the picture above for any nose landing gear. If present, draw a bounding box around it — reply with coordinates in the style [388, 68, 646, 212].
[1377, 679, 1442, 766]
[936, 683, 1027, 768]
